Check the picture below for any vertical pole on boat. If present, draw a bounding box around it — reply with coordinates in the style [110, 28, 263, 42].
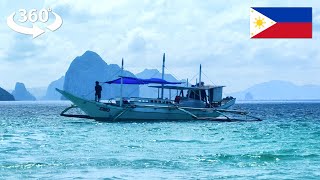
[199, 64, 202, 87]
[120, 58, 124, 107]
[199, 64, 202, 101]
[186, 78, 189, 87]
[161, 53, 165, 99]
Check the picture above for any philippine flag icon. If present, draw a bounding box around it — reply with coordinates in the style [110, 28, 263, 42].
[250, 7, 312, 38]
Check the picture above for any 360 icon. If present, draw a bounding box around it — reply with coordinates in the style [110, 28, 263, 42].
[7, 8, 63, 38]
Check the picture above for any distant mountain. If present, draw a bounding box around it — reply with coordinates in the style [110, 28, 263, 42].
[27, 87, 47, 100]
[0, 87, 15, 101]
[12, 82, 36, 101]
[244, 92, 254, 101]
[229, 80, 320, 100]
[63, 51, 139, 100]
[136, 69, 181, 98]
[43, 76, 65, 100]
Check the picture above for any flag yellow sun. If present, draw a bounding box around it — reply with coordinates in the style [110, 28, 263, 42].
[254, 17, 266, 29]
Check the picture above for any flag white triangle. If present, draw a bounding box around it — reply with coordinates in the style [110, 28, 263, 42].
[250, 8, 276, 38]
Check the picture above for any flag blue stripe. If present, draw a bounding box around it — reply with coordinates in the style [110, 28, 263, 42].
[252, 7, 312, 23]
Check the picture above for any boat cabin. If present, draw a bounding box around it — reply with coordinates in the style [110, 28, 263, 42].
[103, 55, 234, 109]
[149, 83, 231, 108]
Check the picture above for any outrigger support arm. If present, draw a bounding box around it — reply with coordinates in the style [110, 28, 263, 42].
[215, 109, 262, 121]
[60, 104, 77, 115]
[176, 107, 198, 119]
[60, 104, 93, 119]
[112, 107, 130, 121]
[176, 106, 262, 122]
[215, 110, 231, 121]
[215, 109, 248, 115]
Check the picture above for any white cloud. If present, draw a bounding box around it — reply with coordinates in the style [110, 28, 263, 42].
[0, 0, 320, 92]
[45, 0, 129, 15]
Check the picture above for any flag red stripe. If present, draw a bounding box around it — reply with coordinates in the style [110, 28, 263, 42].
[252, 23, 312, 38]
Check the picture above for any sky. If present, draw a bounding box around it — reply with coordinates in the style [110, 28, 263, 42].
[0, 0, 319, 93]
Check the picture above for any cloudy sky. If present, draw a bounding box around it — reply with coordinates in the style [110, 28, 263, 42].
[0, 0, 319, 93]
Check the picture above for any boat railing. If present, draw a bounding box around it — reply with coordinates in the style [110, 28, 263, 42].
[129, 97, 174, 104]
[109, 96, 235, 107]
[106, 97, 175, 106]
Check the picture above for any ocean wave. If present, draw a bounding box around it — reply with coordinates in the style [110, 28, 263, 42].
[196, 152, 320, 164]
[154, 139, 211, 144]
[0, 158, 186, 171]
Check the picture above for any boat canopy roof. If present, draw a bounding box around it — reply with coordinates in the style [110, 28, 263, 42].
[105, 76, 183, 85]
[149, 85, 225, 90]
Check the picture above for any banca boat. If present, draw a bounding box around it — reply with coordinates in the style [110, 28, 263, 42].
[57, 54, 261, 122]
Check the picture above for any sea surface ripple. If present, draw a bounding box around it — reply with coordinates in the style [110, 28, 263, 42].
[1, 101, 320, 179]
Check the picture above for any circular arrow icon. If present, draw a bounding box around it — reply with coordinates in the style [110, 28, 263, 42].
[7, 12, 45, 38]
[47, 12, 63, 32]
[6, 8, 63, 38]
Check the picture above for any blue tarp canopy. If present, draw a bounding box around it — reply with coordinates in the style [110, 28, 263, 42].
[105, 77, 182, 85]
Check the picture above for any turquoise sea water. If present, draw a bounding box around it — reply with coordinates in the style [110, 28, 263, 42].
[1, 101, 320, 179]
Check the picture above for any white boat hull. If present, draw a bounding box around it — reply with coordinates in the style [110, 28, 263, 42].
[56, 89, 236, 121]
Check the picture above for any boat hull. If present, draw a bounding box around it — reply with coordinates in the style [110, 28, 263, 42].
[56, 89, 236, 121]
